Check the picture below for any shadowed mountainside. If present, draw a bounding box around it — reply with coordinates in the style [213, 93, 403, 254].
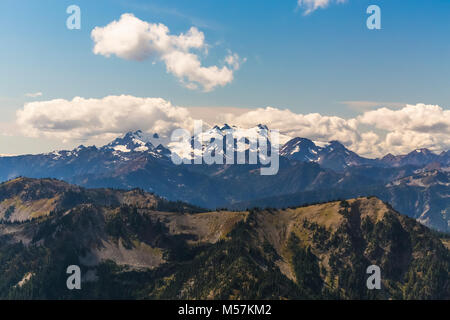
[0, 178, 448, 300]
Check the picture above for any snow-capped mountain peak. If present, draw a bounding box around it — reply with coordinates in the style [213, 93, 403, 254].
[103, 130, 167, 153]
[280, 137, 319, 162]
[281, 138, 375, 171]
[168, 124, 279, 163]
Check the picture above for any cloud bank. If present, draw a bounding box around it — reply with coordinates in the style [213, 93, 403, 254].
[15, 95, 449, 158]
[16, 95, 194, 143]
[297, 0, 347, 15]
[357, 104, 450, 156]
[91, 14, 242, 91]
[224, 104, 450, 157]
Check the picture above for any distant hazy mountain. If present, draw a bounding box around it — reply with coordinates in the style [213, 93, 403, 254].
[380, 149, 449, 167]
[1, 127, 446, 181]
[281, 138, 449, 171]
[0, 178, 448, 299]
[281, 138, 376, 171]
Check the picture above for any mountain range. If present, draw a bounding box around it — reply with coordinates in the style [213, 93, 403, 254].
[0, 125, 449, 232]
[0, 178, 448, 299]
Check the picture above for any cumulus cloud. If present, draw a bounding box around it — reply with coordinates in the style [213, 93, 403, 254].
[91, 13, 242, 91]
[221, 107, 360, 147]
[14, 96, 449, 158]
[215, 104, 450, 157]
[225, 104, 450, 157]
[358, 104, 450, 134]
[357, 104, 450, 155]
[16, 95, 195, 143]
[297, 0, 347, 15]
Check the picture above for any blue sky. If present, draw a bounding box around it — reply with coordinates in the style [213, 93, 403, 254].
[0, 0, 449, 155]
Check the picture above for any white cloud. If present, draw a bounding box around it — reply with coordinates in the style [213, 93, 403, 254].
[358, 104, 450, 134]
[14, 96, 449, 158]
[216, 104, 450, 157]
[297, 0, 347, 15]
[221, 107, 360, 147]
[16, 95, 195, 143]
[357, 104, 450, 155]
[91, 13, 242, 91]
[25, 92, 43, 98]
